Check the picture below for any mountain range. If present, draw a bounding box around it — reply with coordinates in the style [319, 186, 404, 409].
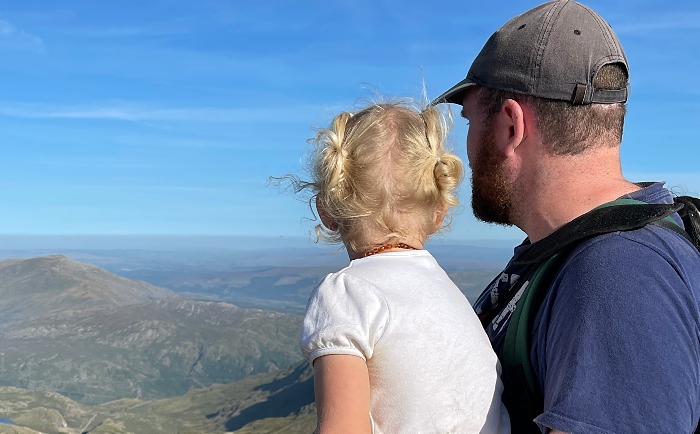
[0, 255, 304, 406]
[0, 248, 508, 432]
[0, 244, 512, 314]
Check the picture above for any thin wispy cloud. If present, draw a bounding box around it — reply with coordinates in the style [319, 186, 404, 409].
[58, 22, 193, 39]
[615, 13, 700, 35]
[32, 182, 235, 194]
[0, 19, 45, 52]
[32, 155, 160, 171]
[0, 103, 326, 124]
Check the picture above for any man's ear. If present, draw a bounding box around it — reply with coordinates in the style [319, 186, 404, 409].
[495, 99, 526, 158]
[316, 196, 338, 231]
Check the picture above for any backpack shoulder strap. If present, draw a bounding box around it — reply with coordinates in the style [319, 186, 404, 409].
[501, 252, 568, 433]
[615, 196, 700, 250]
[513, 199, 683, 266]
[610, 198, 697, 246]
[673, 196, 700, 251]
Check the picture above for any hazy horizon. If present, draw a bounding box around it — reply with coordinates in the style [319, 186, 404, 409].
[0, 234, 523, 251]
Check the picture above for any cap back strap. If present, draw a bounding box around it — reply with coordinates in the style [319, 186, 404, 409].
[572, 83, 630, 105]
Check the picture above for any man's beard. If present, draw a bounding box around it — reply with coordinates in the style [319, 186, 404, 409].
[470, 124, 513, 225]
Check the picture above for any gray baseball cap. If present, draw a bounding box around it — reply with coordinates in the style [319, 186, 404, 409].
[433, 0, 630, 106]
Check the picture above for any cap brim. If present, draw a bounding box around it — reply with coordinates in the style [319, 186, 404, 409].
[430, 78, 477, 106]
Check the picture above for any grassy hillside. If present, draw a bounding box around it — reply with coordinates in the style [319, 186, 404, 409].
[0, 361, 316, 434]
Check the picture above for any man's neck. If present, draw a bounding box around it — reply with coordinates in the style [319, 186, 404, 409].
[515, 148, 640, 243]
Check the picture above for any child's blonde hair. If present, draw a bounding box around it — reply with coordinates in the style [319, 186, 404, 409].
[309, 99, 463, 252]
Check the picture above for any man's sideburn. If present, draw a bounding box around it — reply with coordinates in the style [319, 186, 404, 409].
[470, 116, 513, 226]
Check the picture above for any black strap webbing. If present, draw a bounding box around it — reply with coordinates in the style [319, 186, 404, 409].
[514, 201, 683, 265]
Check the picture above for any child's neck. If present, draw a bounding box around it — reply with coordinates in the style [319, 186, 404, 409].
[345, 236, 426, 261]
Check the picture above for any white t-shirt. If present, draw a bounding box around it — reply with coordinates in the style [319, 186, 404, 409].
[301, 250, 510, 434]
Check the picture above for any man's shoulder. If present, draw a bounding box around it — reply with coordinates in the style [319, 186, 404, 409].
[568, 223, 700, 272]
[559, 182, 700, 279]
[529, 187, 700, 432]
[532, 225, 700, 434]
[546, 224, 700, 309]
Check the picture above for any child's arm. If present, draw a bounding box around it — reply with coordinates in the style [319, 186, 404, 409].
[313, 354, 372, 434]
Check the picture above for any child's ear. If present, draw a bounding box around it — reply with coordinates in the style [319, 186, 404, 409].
[432, 201, 449, 233]
[316, 196, 339, 231]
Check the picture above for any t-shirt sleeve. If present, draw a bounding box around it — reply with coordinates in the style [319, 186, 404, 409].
[300, 272, 390, 364]
[533, 232, 700, 433]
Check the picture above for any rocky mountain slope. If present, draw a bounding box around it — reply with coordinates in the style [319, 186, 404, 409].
[0, 255, 303, 405]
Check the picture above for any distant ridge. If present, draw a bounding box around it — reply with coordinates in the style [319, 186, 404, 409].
[0, 254, 172, 323]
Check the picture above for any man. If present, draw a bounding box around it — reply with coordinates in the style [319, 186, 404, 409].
[434, 1, 700, 433]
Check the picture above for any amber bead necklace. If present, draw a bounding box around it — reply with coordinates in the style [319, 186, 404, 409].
[362, 242, 419, 258]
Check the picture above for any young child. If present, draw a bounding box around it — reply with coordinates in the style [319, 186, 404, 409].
[299, 100, 509, 433]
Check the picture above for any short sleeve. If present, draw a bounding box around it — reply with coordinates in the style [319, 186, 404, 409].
[300, 272, 390, 364]
[533, 231, 700, 433]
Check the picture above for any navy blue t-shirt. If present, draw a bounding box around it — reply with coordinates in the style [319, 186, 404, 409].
[473, 183, 700, 433]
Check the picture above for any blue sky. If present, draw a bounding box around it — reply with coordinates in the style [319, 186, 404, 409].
[0, 0, 697, 243]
